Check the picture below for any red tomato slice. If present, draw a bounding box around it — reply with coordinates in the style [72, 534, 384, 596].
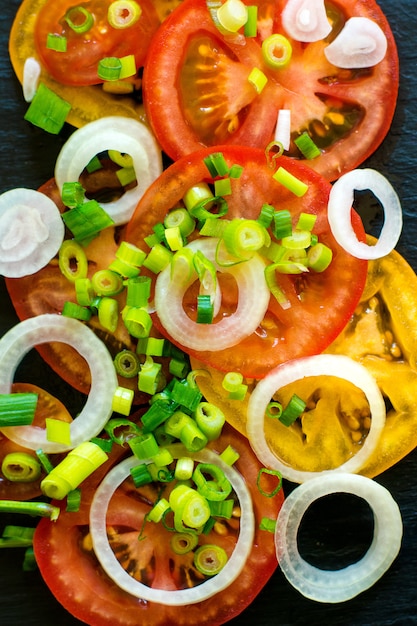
[34, 0, 160, 86]
[125, 145, 368, 379]
[143, 0, 399, 181]
[33, 425, 283, 626]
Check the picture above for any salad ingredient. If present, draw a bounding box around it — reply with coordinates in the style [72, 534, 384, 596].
[328, 168, 402, 259]
[90, 444, 254, 605]
[0, 314, 117, 453]
[143, 0, 399, 181]
[0, 188, 64, 277]
[126, 145, 367, 378]
[324, 17, 388, 68]
[275, 473, 402, 602]
[281, 0, 331, 42]
[55, 116, 163, 225]
[246, 354, 386, 482]
[34, 425, 284, 626]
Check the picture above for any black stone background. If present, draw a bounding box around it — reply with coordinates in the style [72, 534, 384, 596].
[0, 1, 416, 624]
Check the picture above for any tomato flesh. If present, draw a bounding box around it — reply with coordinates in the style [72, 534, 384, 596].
[33, 425, 283, 626]
[143, 0, 399, 181]
[125, 145, 368, 378]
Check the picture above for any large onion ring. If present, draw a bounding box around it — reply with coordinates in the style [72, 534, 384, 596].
[282, 0, 331, 43]
[327, 168, 402, 259]
[246, 354, 386, 482]
[0, 188, 64, 277]
[154, 238, 270, 352]
[0, 314, 118, 453]
[90, 443, 255, 605]
[55, 116, 163, 225]
[275, 473, 402, 602]
[324, 17, 388, 69]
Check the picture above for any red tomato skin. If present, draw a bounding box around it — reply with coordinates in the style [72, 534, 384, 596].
[125, 145, 368, 379]
[34, 0, 160, 86]
[33, 425, 283, 626]
[143, 0, 399, 181]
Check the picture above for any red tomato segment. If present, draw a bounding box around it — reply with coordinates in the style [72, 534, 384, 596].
[33, 425, 283, 626]
[125, 145, 368, 378]
[143, 0, 399, 181]
[34, 0, 160, 86]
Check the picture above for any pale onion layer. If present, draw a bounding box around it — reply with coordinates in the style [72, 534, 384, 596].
[0, 314, 118, 453]
[275, 473, 402, 602]
[89, 443, 255, 605]
[154, 238, 270, 352]
[246, 354, 386, 483]
[328, 168, 402, 260]
[0, 188, 64, 277]
[55, 116, 162, 225]
[282, 0, 331, 42]
[325, 17, 388, 69]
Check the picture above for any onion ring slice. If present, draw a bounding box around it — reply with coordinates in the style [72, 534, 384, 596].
[0, 314, 118, 453]
[89, 443, 255, 605]
[246, 354, 386, 482]
[275, 473, 402, 602]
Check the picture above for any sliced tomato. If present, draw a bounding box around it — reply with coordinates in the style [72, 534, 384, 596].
[143, 0, 399, 181]
[125, 145, 367, 378]
[33, 424, 283, 626]
[0, 383, 72, 500]
[32, 0, 159, 86]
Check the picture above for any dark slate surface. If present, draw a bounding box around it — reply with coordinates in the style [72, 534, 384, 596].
[0, 1, 417, 625]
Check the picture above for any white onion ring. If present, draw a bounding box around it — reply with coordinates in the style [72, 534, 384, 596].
[89, 443, 254, 605]
[328, 168, 402, 260]
[55, 116, 162, 225]
[282, 0, 331, 43]
[275, 473, 402, 602]
[0, 314, 118, 453]
[22, 57, 41, 102]
[0, 188, 64, 277]
[324, 17, 388, 69]
[246, 354, 386, 483]
[154, 238, 270, 352]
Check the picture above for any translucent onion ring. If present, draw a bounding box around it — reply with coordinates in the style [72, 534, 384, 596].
[154, 238, 270, 352]
[275, 473, 402, 602]
[55, 116, 163, 225]
[282, 0, 331, 43]
[324, 17, 388, 69]
[0, 188, 64, 278]
[0, 314, 118, 453]
[246, 354, 386, 483]
[89, 443, 254, 605]
[328, 168, 402, 260]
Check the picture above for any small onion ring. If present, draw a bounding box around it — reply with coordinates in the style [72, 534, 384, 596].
[154, 238, 270, 352]
[55, 116, 163, 225]
[275, 473, 402, 602]
[0, 314, 118, 453]
[89, 443, 255, 605]
[0, 188, 64, 278]
[328, 168, 402, 260]
[282, 0, 331, 43]
[324, 17, 388, 69]
[246, 354, 386, 483]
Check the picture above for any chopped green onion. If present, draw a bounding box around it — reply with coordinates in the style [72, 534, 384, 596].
[116, 241, 147, 267]
[220, 444, 240, 466]
[0, 393, 37, 427]
[244, 5, 258, 36]
[280, 393, 306, 426]
[111, 386, 134, 416]
[169, 357, 189, 378]
[59, 239, 88, 282]
[282, 229, 312, 250]
[257, 468, 282, 497]
[114, 350, 140, 378]
[259, 517, 277, 532]
[75, 277, 95, 306]
[108, 0, 142, 28]
[273, 166, 309, 197]
[66, 488, 82, 512]
[257, 203, 275, 228]
[294, 131, 322, 159]
[209, 499, 234, 519]
[45, 418, 71, 445]
[153, 447, 174, 468]
[194, 402, 225, 440]
[247, 67, 268, 93]
[62, 301, 92, 321]
[61, 181, 85, 208]
[92, 269, 124, 296]
[180, 421, 208, 452]
[143, 243, 173, 273]
[126, 276, 151, 308]
[190, 196, 229, 222]
[116, 165, 136, 187]
[164, 411, 193, 438]
[171, 532, 199, 554]
[0, 501, 60, 521]
[129, 433, 159, 459]
[40, 442, 108, 500]
[1, 452, 41, 483]
[98, 57, 122, 81]
[104, 417, 141, 445]
[170, 379, 202, 411]
[65, 6, 94, 33]
[46, 33, 67, 52]
[164, 208, 196, 237]
[296, 212, 317, 231]
[118, 54, 137, 79]
[307, 242, 333, 272]
[229, 163, 244, 179]
[138, 356, 162, 395]
[22, 546, 37, 571]
[90, 437, 113, 453]
[98, 297, 119, 332]
[265, 140, 284, 170]
[24, 83, 71, 134]
[216, 0, 248, 33]
[36, 449, 54, 474]
[199, 217, 230, 238]
[148, 497, 170, 523]
[266, 401, 283, 419]
[86, 155, 102, 173]
[262, 34, 292, 69]
[183, 182, 214, 211]
[62, 200, 114, 242]
[197, 294, 214, 324]
[137, 336, 165, 357]
[222, 218, 266, 259]
[1, 525, 35, 547]
[174, 457, 195, 481]
[265, 264, 291, 309]
[124, 306, 152, 338]
[221, 371, 248, 400]
[203, 152, 230, 177]
[273, 209, 292, 239]
[130, 463, 153, 488]
[193, 463, 232, 501]
[194, 544, 228, 575]
[165, 226, 184, 251]
[214, 177, 232, 197]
